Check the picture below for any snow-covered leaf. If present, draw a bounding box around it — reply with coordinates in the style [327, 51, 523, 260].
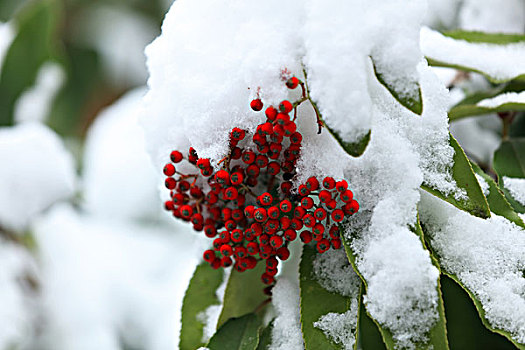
[299, 245, 357, 350]
[371, 58, 423, 115]
[357, 294, 387, 350]
[421, 132, 490, 218]
[0, 0, 60, 126]
[207, 313, 261, 350]
[179, 262, 224, 350]
[216, 263, 267, 328]
[324, 126, 371, 158]
[470, 161, 525, 227]
[422, 27, 525, 84]
[449, 91, 525, 121]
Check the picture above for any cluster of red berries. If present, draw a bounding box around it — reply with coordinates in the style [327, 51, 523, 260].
[163, 76, 359, 289]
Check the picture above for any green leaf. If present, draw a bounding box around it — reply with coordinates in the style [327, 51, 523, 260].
[449, 97, 525, 121]
[217, 263, 268, 328]
[324, 126, 371, 158]
[441, 275, 517, 350]
[371, 58, 423, 115]
[256, 320, 274, 350]
[470, 161, 525, 227]
[442, 30, 525, 45]
[494, 138, 525, 178]
[299, 245, 357, 350]
[356, 289, 387, 350]
[421, 132, 491, 218]
[0, 0, 61, 126]
[208, 313, 262, 350]
[179, 262, 224, 350]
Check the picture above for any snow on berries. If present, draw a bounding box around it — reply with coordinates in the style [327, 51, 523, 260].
[162, 77, 359, 289]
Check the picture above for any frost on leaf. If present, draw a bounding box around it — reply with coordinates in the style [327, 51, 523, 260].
[313, 306, 359, 350]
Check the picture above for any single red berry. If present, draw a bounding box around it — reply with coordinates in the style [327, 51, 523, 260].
[196, 158, 211, 170]
[219, 230, 230, 242]
[259, 234, 270, 246]
[246, 164, 260, 177]
[290, 132, 302, 144]
[301, 197, 314, 209]
[164, 201, 174, 211]
[247, 242, 259, 255]
[341, 190, 354, 203]
[230, 172, 244, 186]
[232, 209, 244, 221]
[284, 229, 297, 241]
[317, 239, 330, 253]
[279, 100, 293, 113]
[234, 246, 247, 259]
[336, 180, 348, 192]
[179, 205, 193, 219]
[294, 206, 306, 219]
[319, 190, 332, 203]
[300, 231, 313, 243]
[329, 225, 339, 239]
[312, 223, 325, 235]
[225, 220, 237, 231]
[211, 258, 221, 269]
[215, 170, 230, 185]
[188, 147, 198, 163]
[268, 206, 280, 219]
[261, 273, 275, 285]
[178, 180, 190, 192]
[224, 186, 238, 200]
[286, 77, 299, 89]
[280, 216, 291, 230]
[231, 127, 246, 141]
[244, 205, 255, 219]
[172, 193, 185, 205]
[221, 256, 233, 267]
[267, 162, 281, 176]
[203, 250, 215, 262]
[266, 267, 278, 276]
[242, 150, 256, 164]
[251, 223, 263, 236]
[298, 184, 310, 196]
[170, 150, 183, 163]
[191, 213, 203, 226]
[231, 229, 244, 243]
[246, 176, 258, 187]
[204, 225, 217, 238]
[331, 209, 345, 222]
[255, 155, 269, 168]
[291, 218, 304, 230]
[245, 228, 255, 241]
[258, 192, 273, 206]
[349, 200, 359, 214]
[220, 244, 233, 257]
[260, 122, 273, 135]
[163, 163, 176, 176]
[254, 208, 268, 223]
[270, 235, 284, 249]
[303, 214, 316, 228]
[266, 257, 278, 269]
[265, 106, 278, 120]
[276, 113, 290, 126]
[221, 208, 232, 221]
[326, 199, 337, 210]
[322, 177, 336, 189]
[281, 181, 292, 195]
[165, 177, 177, 190]
[276, 246, 290, 260]
[331, 238, 342, 249]
[283, 121, 297, 136]
[260, 244, 272, 255]
[250, 98, 263, 111]
[306, 177, 320, 191]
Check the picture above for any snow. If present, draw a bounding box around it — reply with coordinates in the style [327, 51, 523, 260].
[314, 305, 359, 350]
[198, 269, 228, 343]
[420, 191, 525, 344]
[0, 239, 37, 350]
[269, 278, 304, 350]
[33, 204, 208, 350]
[477, 91, 525, 108]
[503, 177, 525, 206]
[14, 62, 65, 124]
[476, 174, 490, 196]
[459, 0, 525, 34]
[312, 248, 360, 297]
[0, 123, 76, 231]
[83, 88, 162, 222]
[421, 27, 525, 82]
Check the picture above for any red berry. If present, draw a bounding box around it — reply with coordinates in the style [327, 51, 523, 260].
[204, 225, 217, 238]
[164, 201, 174, 211]
[323, 177, 336, 189]
[196, 158, 210, 170]
[230, 172, 244, 185]
[270, 236, 284, 249]
[258, 192, 273, 206]
[234, 246, 247, 259]
[220, 244, 233, 257]
[232, 209, 244, 221]
[284, 229, 297, 241]
[242, 150, 256, 164]
[341, 190, 354, 203]
[301, 197, 314, 209]
[265, 106, 278, 120]
[261, 273, 275, 285]
[163, 163, 176, 176]
[211, 258, 221, 269]
[244, 205, 255, 218]
[266, 256, 278, 269]
[221, 256, 233, 267]
[255, 155, 269, 168]
[319, 190, 332, 203]
[306, 177, 320, 191]
[329, 225, 339, 239]
[336, 180, 348, 192]
[300, 231, 312, 243]
[250, 98, 263, 111]
[231, 229, 244, 243]
[312, 223, 325, 235]
[224, 186, 238, 200]
[326, 199, 337, 210]
[215, 170, 230, 185]
[314, 207, 327, 221]
[165, 177, 177, 190]
[246, 164, 260, 177]
[331, 238, 342, 249]
[179, 205, 193, 219]
[290, 132, 302, 144]
[331, 209, 345, 222]
[276, 246, 290, 260]
[280, 216, 291, 230]
[231, 127, 246, 141]
[268, 206, 280, 219]
[286, 77, 299, 89]
[298, 184, 310, 196]
[294, 206, 306, 219]
[254, 208, 268, 223]
[276, 113, 290, 126]
[203, 250, 215, 262]
[279, 100, 293, 113]
[247, 242, 259, 255]
[170, 150, 183, 163]
[291, 218, 303, 230]
[303, 214, 316, 227]
[267, 162, 281, 176]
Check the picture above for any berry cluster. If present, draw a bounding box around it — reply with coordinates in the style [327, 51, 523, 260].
[163, 76, 359, 289]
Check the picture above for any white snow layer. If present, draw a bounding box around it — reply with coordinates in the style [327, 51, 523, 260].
[504, 177, 525, 206]
[477, 91, 525, 108]
[33, 204, 207, 350]
[421, 27, 525, 82]
[0, 123, 76, 231]
[83, 88, 162, 222]
[14, 62, 65, 124]
[0, 239, 37, 350]
[142, 0, 463, 348]
[420, 192, 525, 344]
[269, 278, 304, 350]
[314, 305, 359, 350]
